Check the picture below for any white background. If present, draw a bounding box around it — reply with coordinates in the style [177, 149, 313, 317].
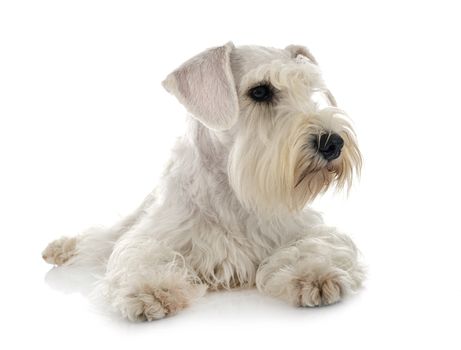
[1, 1, 460, 349]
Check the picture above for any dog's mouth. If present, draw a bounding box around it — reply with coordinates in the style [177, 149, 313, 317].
[294, 154, 341, 188]
[326, 161, 337, 172]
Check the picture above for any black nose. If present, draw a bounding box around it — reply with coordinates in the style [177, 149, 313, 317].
[314, 133, 344, 161]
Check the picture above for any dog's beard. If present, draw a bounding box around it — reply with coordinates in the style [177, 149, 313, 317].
[228, 109, 361, 215]
[292, 130, 362, 209]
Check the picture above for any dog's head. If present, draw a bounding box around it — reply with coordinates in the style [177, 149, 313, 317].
[163, 42, 361, 214]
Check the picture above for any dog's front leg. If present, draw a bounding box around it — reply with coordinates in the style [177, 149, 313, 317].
[256, 226, 364, 307]
[98, 229, 206, 321]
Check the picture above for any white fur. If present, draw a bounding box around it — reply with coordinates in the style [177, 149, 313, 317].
[42, 42, 364, 321]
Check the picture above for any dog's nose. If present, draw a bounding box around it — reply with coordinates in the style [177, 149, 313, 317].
[314, 133, 344, 161]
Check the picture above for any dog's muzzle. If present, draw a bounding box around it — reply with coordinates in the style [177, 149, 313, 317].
[313, 133, 344, 161]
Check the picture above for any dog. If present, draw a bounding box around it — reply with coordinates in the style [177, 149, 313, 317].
[42, 42, 364, 321]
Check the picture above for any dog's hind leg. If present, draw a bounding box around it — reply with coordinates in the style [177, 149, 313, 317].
[97, 229, 207, 321]
[42, 191, 157, 267]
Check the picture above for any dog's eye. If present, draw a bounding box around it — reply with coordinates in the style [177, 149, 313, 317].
[248, 84, 273, 102]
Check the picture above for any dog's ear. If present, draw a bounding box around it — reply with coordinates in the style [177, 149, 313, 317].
[162, 42, 239, 131]
[285, 45, 318, 65]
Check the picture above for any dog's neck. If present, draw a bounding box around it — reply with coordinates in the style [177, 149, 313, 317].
[159, 118, 239, 218]
[186, 117, 231, 174]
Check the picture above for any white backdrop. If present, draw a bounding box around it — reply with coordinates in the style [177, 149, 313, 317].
[1, 1, 460, 349]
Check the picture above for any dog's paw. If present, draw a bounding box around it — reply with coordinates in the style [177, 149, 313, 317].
[42, 236, 77, 266]
[120, 290, 169, 321]
[115, 282, 206, 322]
[295, 271, 348, 307]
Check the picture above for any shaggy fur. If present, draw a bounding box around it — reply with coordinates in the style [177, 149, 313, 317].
[42, 42, 364, 321]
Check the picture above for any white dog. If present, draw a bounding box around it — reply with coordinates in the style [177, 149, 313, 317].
[42, 42, 364, 321]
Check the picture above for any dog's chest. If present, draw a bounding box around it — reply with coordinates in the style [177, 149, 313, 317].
[163, 212, 309, 289]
